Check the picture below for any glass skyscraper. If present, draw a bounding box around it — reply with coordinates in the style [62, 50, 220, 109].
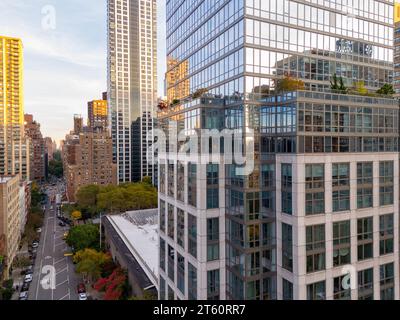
[107, 0, 158, 183]
[159, 0, 398, 300]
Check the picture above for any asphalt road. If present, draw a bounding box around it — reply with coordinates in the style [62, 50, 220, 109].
[28, 183, 80, 300]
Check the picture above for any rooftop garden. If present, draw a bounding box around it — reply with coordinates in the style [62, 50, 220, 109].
[158, 75, 397, 112]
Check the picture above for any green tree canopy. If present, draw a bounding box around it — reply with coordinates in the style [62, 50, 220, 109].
[76, 185, 100, 208]
[330, 74, 348, 94]
[66, 224, 100, 252]
[75, 182, 158, 215]
[376, 83, 395, 96]
[48, 159, 63, 178]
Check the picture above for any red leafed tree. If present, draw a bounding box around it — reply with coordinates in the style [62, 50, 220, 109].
[94, 267, 127, 301]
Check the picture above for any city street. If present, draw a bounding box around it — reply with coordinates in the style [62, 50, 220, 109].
[28, 182, 80, 301]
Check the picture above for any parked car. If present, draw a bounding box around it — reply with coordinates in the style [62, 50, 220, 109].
[19, 291, 28, 300]
[79, 293, 88, 301]
[36, 228, 42, 233]
[77, 283, 86, 294]
[32, 242, 39, 249]
[21, 282, 30, 292]
[24, 274, 33, 283]
[25, 265, 34, 274]
[31, 248, 37, 254]
[59, 222, 66, 227]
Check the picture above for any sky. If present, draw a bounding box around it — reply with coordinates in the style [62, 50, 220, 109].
[0, 0, 167, 145]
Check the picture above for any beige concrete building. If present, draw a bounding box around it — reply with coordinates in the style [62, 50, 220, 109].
[0, 175, 21, 280]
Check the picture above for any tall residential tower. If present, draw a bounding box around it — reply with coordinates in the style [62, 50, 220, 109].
[159, 0, 398, 300]
[0, 36, 30, 181]
[107, 0, 158, 183]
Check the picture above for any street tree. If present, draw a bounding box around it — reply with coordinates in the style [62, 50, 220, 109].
[66, 224, 100, 252]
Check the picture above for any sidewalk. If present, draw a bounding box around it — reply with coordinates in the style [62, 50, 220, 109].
[10, 242, 33, 300]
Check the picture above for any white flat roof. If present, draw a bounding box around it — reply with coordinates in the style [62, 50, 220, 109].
[107, 212, 158, 286]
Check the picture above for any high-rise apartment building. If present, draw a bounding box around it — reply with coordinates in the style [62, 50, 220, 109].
[63, 108, 117, 202]
[107, 0, 158, 183]
[24, 114, 45, 182]
[159, 0, 398, 300]
[0, 175, 21, 280]
[394, 2, 400, 95]
[44, 137, 56, 162]
[88, 99, 108, 130]
[0, 36, 30, 181]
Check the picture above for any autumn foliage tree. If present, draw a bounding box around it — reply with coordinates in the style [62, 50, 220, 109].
[94, 267, 128, 300]
[73, 249, 111, 282]
[275, 76, 305, 93]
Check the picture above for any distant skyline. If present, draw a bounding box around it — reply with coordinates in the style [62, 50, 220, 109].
[0, 0, 166, 144]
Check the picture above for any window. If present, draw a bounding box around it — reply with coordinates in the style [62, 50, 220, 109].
[168, 204, 174, 240]
[159, 276, 166, 300]
[281, 164, 292, 215]
[357, 217, 373, 261]
[332, 220, 351, 267]
[168, 162, 175, 198]
[307, 281, 325, 300]
[282, 223, 293, 272]
[358, 268, 374, 300]
[380, 263, 394, 300]
[188, 214, 197, 258]
[261, 164, 274, 187]
[357, 162, 373, 209]
[380, 214, 394, 256]
[379, 161, 394, 206]
[160, 238, 165, 271]
[333, 275, 351, 300]
[306, 224, 325, 273]
[177, 209, 185, 249]
[159, 163, 166, 194]
[332, 163, 350, 212]
[207, 164, 219, 209]
[177, 253, 185, 295]
[305, 164, 325, 215]
[282, 279, 293, 300]
[168, 245, 175, 282]
[188, 263, 197, 300]
[160, 200, 166, 233]
[207, 269, 220, 300]
[246, 192, 260, 220]
[246, 280, 261, 300]
[207, 218, 219, 261]
[168, 286, 174, 300]
[188, 163, 197, 207]
[177, 161, 184, 202]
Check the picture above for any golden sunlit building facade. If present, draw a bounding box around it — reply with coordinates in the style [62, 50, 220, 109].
[166, 57, 190, 102]
[88, 99, 108, 130]
[0, 36, 30, 181]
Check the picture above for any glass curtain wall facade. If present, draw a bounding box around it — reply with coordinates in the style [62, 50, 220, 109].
[160, 0, 399, 300]
[107, 0, 157, 183]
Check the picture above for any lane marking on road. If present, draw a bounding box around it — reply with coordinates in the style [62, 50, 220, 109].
[56, 267, 68, 275]
[59, 293, 70, 301]
[56, 279, 69, 288]
[54, 257, 66, 265]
